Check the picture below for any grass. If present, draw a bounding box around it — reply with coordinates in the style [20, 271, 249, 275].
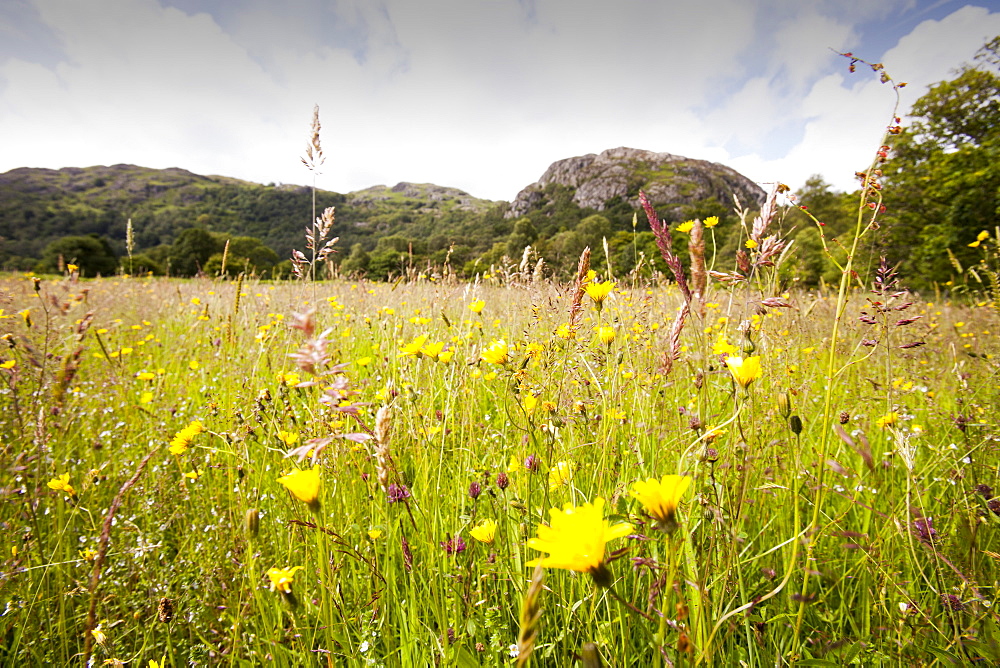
[1, 263, 998, 666]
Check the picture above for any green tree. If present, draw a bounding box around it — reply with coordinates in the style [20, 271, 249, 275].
[169, 228, 221, 277]
[883, 37, 1000, 288]
[37, 234, 119, 276]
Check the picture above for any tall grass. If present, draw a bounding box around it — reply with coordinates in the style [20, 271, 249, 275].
[0, 259, 997, 665]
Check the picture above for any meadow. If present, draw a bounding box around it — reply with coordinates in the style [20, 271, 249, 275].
[1, 224, 998, 667]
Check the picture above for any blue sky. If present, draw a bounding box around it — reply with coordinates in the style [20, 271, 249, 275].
[1, 0, 998, 201]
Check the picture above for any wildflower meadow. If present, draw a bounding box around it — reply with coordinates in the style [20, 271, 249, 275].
[2, 58, 1000, 668]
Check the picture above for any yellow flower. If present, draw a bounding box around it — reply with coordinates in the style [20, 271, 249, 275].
[875, 411, 899, 429]
[596, 326, 615, 345]
[47, 473, 76, 497]
[712, 334, 738, 356]
[969, 230, 990, 247]
[526, 498, 633, 587]
[631, 475, 692, 533]
[745, 239, 758, 249]
[168, 420, 204, 455]
[139, 392, 154, 404]
[398, 334, 429, 358]
[67, 263, 79, 273]
[266, 565, 304, 594]
[136, 371, 155, 381]
[555, 323, 575, 340]
[420, 340, 445, 359]
[367, 529, 383, 540]
[188, 360, 199, 370]
[470, 518, 498, 544]
[277, 466, 322, 511]
[438, 349, 454, 363]
[704, 216, 720, 228]
[277, 430, 299, 446]
[481, 339, 509, 365]
[526, 341, 545, 358]
[676, 220, 695, 233]
[548, 461, 573, 490]
[1, 360, 16, 369]
[356, 356, 372, 367]
[584, 280, 614, 305]
[725, 356, 761, 388]
[469, 299, 485, 314]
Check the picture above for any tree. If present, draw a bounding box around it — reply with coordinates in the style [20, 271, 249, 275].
[882, 37, 1000, 288]
[168, 228, 221, 276]
[37, 235, 119, 276]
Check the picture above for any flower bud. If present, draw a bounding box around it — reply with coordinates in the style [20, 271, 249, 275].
[245, 508, 260, 538]
[777, 392, 792, 419]
[789, 415, 803, 436]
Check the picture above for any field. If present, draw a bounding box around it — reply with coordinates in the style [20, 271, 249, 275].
[1, 258, 998, 666]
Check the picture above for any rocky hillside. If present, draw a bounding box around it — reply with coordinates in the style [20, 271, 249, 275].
[508, 147, 765, 219]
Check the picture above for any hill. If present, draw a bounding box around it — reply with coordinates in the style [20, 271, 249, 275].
[0, 151, 766, 278]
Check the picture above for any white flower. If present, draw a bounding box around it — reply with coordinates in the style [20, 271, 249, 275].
[360, 640, 370, 653]
[508, 644, 520, 658]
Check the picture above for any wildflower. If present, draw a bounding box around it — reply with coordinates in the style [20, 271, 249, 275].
[440, 535, 467, 555]
[420, 340, 445, 360]
[875, 411, 899, 429]
[712, 335, 738, 356]
[1, 360, 16, 369]
[168, 421, 204, 455]
[968, 230, 990, 247]
[548, 461, 573, 490]
[496, 472, 510, 490]
[524, 454, 540, 472]
[481, 339, 509, 366]
[367, 529, 383, 540]
[398, 334, 429, 358]
[277, 430, 300, 446]
[79, 547, 97, 561]
[47, 473, 76, 497]
[725, 356, 761, 389]
[676, 220, 695, 233]
[470, 519, 498, 544]
[277, 466, 322, 512]
[526, 498, 633, 587]
[555, 323, 575, 340]
[704, 216, 720, 228]
[596, 326, 615, 346]
[745, 239, 758, 249]
[522, 393, 538, 414]
[631, 475, 692, 533]
[387, 483, 411, 504]
[469, 481, 482, 499]
[584, 280, 614, 308]
[469, 299, 485, 314]
[92, 623, 107, 646]
[266, 565, 304, 594]
[355, 356, 372, 367]
[67, 263, 79, 273]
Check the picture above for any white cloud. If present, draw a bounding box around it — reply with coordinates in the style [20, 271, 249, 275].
[0, 0, 997, 202]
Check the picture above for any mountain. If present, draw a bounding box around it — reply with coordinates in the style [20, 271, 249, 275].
[508, 147, 766, 219]
[0, 151, 766, 278]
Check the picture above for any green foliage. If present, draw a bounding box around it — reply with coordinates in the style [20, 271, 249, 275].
[883, 37, 1000, 288]
[37, 234, 118, 276]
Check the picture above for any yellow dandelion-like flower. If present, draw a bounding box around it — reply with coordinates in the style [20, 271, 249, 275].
[66, 263, 79, 273]
[438, 349, 454, 363]
[526, 498, 633, 587]
[555, 323, 575, 340]
[266, 565, 304, 594]
[136, 371, 155, 381]
[745, 239, 759, 249]
[469, 299, 485, 314]
[398, 334, 429, 358]
[548, 461, 573, 490]
[47, 473, 76, 497]
[277, 466, 322, 511]
[596, 326, 615, 346]
[277, 430, 300, 446]
[168, 420, 204, 455]
[676, 220, 696, 233]
[712, 334, 738, 356]
[875, 411, 899, 429]
[968, 230, 990, 247]
[704, 216, 720, 228]
[420, 340, 445, 360]
[631, 475, 692, 533]
[470, 518, 498, 544]
[725, 356, 761, 388]
[367, 529, 383, 540]
[584, 280, 614, 305]
[522, 393, 539, 415]
[481, 339, 509, 365]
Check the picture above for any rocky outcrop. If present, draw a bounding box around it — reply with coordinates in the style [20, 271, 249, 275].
[507, 147, 765, 218]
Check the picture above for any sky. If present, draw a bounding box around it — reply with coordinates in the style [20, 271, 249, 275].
[1, 0, 999, 202]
